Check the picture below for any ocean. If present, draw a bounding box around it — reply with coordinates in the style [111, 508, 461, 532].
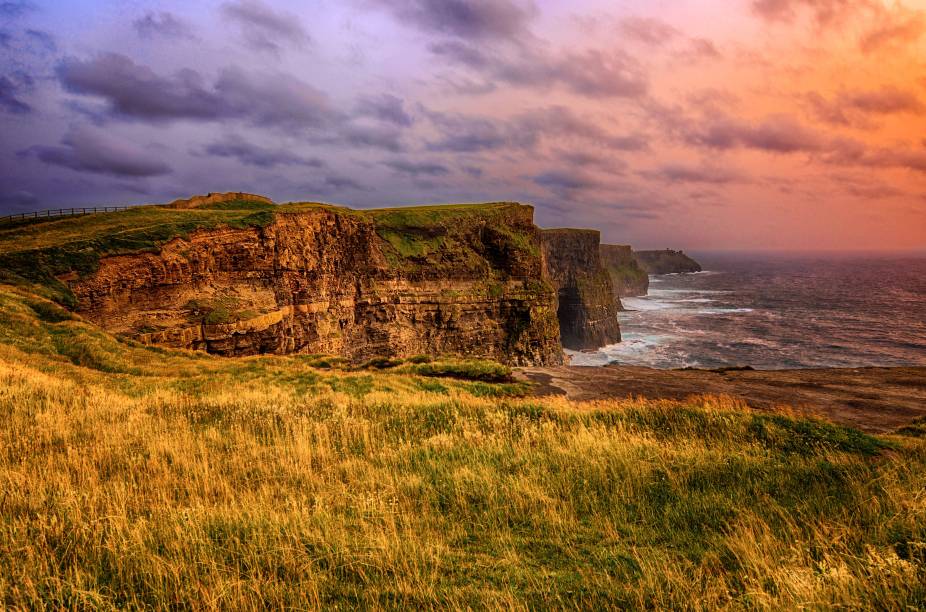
[570, 252, 926, 370]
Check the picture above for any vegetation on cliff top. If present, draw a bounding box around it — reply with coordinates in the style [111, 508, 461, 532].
[0, 199, 536, 305]
[0, 282, 924, 608]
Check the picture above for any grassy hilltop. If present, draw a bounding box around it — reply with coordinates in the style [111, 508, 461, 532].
[0, 199, 533, 306]
[0, 279, 924, 608]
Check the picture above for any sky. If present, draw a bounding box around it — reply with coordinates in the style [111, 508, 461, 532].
[0, 0, 924, 250]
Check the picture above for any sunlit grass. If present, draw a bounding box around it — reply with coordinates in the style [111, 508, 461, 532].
[0, 283, 923, 608]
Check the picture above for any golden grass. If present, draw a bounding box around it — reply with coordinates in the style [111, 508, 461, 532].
[0, 284, 924, 609]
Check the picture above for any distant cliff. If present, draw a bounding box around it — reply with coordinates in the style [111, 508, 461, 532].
[600, 244, 649, 300]
[541, 229, 621, 350]
[634, 249, 702, 274]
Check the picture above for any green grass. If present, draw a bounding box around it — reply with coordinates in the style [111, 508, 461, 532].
[0, 205, 275, 305]
[0, 199, 541, 306]
[0, 282, 923, 607]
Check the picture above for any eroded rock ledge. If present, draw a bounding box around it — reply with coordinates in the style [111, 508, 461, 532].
[67, 201, 569, 365]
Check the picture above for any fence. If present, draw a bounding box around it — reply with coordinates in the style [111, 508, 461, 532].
[0, 206, 135, 226]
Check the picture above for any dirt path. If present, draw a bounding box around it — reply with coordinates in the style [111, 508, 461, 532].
[515, 365, 926, 433]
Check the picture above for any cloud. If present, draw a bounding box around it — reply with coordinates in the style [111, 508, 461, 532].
[750, 0, 863, 25]
[214, 67, 336, 129]
[339, 121, 406, 152]
[619, 17, 679, 46]
[24, 29, 55, 53]
[859, 10, 925, 53]
[0, 1, 33, 18]
[425, 111, 507, 152]
[354, 94, 413, 126]
[0, 75, 31, 113]
[57, 53, 224, 120]
[22, 127, 173, 178]
[514, 107, 649, 151]
[532, 170, 600, 193]
[808, 86, 924, 127]
[298, 174, 367, 195]
[202, 135, 323, 168]
[645, 163, 740, 184]
[383, 159, 450, 176]
[372, 0, 536, 40]
[685, 114, 825, 153]
[57, 53, 338, 130]
[813, 137, 926, 174]
[425, 105, 647, 154]
[133, 12, 196, 40]
[220, 0, 309, 54]
[684, 38, 721, 59]
[429, 42, 648, 99]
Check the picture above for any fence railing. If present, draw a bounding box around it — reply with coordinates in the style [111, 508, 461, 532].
[0, 206, 135, 226]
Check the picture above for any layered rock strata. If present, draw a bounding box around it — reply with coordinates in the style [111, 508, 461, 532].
[67, 203, 565, 365]
[540, 229, 621, 350]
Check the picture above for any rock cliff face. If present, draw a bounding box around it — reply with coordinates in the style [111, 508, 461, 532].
[540, 229, 621, 350]
[634, 249, 702, 274]
[66, 202, 564, 365]
[600, 244, 649, 300]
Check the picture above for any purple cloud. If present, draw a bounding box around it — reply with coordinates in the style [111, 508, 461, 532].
[57, 53, 338, 130]
[373, 0, 536, 40]
[202, 135, 323, 168]
[220, 0, 309, 54]
[23, 127, 172, 178]
[133, 12, 196, 40]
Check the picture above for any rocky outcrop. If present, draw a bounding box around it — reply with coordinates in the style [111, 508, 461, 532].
[540, 229, 621, 350]
[600, 244, 649, 300]
[634, 249, 702, 274]
[66, 202, 564, 366]
[168, 192, 273, 209]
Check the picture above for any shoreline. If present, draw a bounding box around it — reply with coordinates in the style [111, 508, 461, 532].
[515, 364, 926, 433]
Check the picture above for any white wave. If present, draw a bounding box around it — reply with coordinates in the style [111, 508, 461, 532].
[648, 289, 733, 295]
[621, 297, 677, 311]
[696, 307, 754, 315]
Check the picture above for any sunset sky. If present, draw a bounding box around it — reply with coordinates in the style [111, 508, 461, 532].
[0, 0, 924, 249]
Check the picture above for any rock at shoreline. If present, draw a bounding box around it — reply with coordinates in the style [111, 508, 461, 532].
[634, 249, 702, 275]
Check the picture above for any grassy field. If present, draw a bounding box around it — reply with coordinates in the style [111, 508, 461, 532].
[0, 283, 924, 608]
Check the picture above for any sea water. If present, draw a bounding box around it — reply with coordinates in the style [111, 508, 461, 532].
[569, 252, 926, 369]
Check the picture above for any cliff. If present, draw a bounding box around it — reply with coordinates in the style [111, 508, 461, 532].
[0, 198, 564, 365]
[634, 249, 702, 274]
[600, 244, 649, 300]
[541, 229, 621, 350]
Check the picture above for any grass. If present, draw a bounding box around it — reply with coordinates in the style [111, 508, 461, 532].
[0, 199, 540, 306]
[0, 204, 276, 306]
[0, 284, 924, 608]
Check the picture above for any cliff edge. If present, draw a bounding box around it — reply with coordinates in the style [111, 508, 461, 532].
[600, 244, 649, 300]
[541, 229, 621, 350]
[0, 198, 565, 365]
